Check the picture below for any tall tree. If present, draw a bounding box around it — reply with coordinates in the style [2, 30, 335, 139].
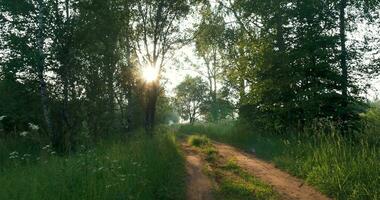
[195, 5, 226, 121]
[133, 0, 192, 131]
[36, 0, 54, 141]
[174, 76, 208, 124]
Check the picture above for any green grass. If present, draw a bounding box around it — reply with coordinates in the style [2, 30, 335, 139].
[0, 130, 186, 200]
[180, 121, 380, 200]
[188, 135, 278, 200]
[187, 134, 210, 147]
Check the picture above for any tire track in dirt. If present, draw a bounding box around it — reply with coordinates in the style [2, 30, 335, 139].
[182, 143, 214, 200]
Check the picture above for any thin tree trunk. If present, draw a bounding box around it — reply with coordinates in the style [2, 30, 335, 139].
[62, 0, 73, 152]
[339, 0, 349, 131]
[37, 0, 54, 140]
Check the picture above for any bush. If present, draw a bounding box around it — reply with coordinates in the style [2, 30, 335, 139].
[187, 135, 210, 147]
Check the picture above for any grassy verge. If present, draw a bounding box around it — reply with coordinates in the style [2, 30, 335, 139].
[0, 130, 186, 200]
[187, 135, 278, 200]
[180, 122, 380, 200]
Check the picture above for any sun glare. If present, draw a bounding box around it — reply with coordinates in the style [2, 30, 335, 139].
[142, 65, 159, 82]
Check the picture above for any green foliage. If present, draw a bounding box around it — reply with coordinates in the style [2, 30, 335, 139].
[179, 121, 380, 200]
[0, 130, 186, 200]
[174, 75, 209, 123]
[360, 101, 380, 145]
[156, 95, 180, 125]
[208, 0, 380, 132]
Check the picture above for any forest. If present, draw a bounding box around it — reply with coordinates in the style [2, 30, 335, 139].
[0, 0, 379, 199]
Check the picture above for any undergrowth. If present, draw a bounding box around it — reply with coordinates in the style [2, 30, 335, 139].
[0, 130, 186, 200]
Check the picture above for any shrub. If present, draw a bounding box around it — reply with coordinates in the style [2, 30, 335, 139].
[188, 135, 210, 147]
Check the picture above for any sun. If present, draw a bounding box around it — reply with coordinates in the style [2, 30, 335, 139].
[142, 65, 159, 83]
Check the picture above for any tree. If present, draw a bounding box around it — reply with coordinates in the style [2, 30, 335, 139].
[214, 0, 379, 133]
[174, 76, 208, 124]
[133, 0, 193, 131]
[0, 0, 138, 151]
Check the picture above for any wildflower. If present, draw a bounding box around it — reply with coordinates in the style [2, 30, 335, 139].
[9, 151, 19, 159]
[28, 123, 39, 131]
[20, 131, 29, 137]
[23, 153, 31, 158]
[42, 145, 51, 150]
[0, 116, 6, 121]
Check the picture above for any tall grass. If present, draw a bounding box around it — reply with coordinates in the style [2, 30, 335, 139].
[0, 130, 186, 200]
[179, 121, 380, 200]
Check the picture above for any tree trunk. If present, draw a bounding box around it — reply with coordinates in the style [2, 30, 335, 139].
[145, 81, 159, 133]
[61, 0, 74, 153]
[37, 0, 54, 142]
[339, 0, 349, 132]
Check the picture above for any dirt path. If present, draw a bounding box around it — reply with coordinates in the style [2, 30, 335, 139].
[213, 142, 330, 200]
[182, 143, 214, 200]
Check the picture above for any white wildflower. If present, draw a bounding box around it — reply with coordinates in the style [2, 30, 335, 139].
[9, 151, 19, 159]
[0, 116, 6, 121]
[42, 145, 51, 150]
[28, 123, 39, 131]
[20, 131, 29, 137]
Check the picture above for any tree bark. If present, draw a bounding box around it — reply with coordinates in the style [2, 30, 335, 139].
[37, 0, 54, 141]
[339, 0, 349, 131]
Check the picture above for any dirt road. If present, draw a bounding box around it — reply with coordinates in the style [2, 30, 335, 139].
[213, 142, 330, 200]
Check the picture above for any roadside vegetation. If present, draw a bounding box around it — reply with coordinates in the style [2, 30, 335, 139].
[0, 130, 186, 200]
[180, 106, 380, 200]
[187, 135, 279, 200]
